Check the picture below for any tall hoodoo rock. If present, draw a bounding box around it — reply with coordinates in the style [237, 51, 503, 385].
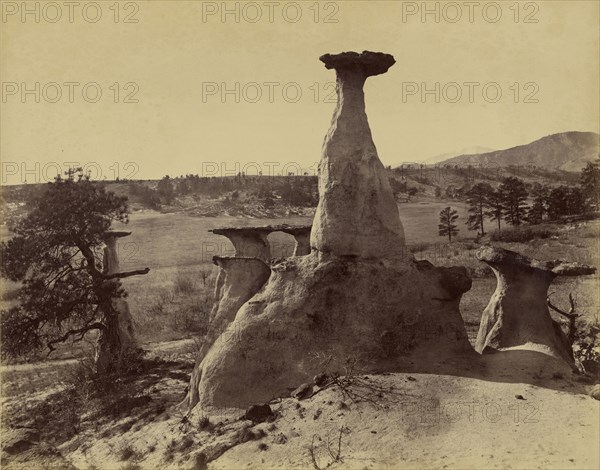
[475, 246, 596, 364]
[311, 51, 405, 258]
[184, 52, 472, 413]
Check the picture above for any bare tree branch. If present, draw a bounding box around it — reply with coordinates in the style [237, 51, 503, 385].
[77, 243, 149, 279]
[547, 292, 578, 319]
[103, 268, 150, 279]
[47, 322, 107, 354]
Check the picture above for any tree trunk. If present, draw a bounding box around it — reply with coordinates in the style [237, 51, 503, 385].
[95, 312, 122, 374]
[479, 203, 485, 236]
[94, 298, 136, 374]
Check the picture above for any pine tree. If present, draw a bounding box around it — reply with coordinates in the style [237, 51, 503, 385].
[485, 190, 504, 232]
[438, 206, 459, 242]
[498, 177, 528, 226]
[580, 157, 600, 211]
[527, 182, 549, 224]
[465, 182, 493, 235]
[0, 169, 149, 371]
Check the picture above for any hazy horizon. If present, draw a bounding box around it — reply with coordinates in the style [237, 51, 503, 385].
[2, 1, 599, 184]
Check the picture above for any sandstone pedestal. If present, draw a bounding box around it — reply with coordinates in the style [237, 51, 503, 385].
[278, 225, 312, 256]
[310, 51, 406, 258]
[475, 246, 596, 365]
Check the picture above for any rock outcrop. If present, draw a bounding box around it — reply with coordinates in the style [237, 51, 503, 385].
[310, 51, 405, 258]
[184, 52, 473, 413]
[475, 246, 596, 364]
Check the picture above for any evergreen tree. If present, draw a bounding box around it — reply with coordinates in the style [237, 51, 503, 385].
[580, 157, 600, 211]
[498, 177, 528, 226]
[438, 206, 459, 242]
[465, 182, 493, 235]
[527, 182, 549, 224]
[485, 190, 504, 232]
[0, 169, 149, 371]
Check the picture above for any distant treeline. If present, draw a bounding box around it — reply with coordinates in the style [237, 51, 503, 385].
[126, 173, 319, 209]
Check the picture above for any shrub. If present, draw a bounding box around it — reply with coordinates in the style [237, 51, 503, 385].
[573, 318, 600, 364]
[117, 443, 139, 461]
[174, 273, 197, 294]
[490, 226, 555, 243]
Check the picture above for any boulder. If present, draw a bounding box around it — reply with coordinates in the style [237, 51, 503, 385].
[291, 383, 314, 400]
[243, 404, 274, 423]
[278, 225, 312, 256]
[2, 427, 40, 456]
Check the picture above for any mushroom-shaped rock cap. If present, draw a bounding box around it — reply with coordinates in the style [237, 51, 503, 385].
[209, 224, 312, 235]
[102, 231, 131, 240]
[319, 51, 395, 77]
[476, 246, 596, 276]
[210, 225, 311, 236]
[211, 227, 271, 236]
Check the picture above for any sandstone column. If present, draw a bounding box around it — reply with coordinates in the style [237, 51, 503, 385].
[187, 255, 271, 408]
[280, 226, 312, 256]
[475, 246, 595, 365]
[310, 51, 405, 258]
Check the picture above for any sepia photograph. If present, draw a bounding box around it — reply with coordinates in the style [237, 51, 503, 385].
[1, 1, 599, 468]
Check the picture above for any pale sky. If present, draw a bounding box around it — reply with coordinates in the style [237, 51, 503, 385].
[1, 0, 599, 184]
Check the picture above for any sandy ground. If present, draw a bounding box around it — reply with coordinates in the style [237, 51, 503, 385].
[43, 352, 599, 470]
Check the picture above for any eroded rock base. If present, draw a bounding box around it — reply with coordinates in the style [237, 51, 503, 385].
[188, 253, 472, 410]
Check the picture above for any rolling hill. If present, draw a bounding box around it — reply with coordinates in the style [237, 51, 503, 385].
[438, 131, 599, 171]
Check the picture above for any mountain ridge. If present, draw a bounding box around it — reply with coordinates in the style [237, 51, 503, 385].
[435, 131, 599, 171]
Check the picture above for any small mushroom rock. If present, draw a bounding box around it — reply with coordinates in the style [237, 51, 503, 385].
[475, 246, 596, 365]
